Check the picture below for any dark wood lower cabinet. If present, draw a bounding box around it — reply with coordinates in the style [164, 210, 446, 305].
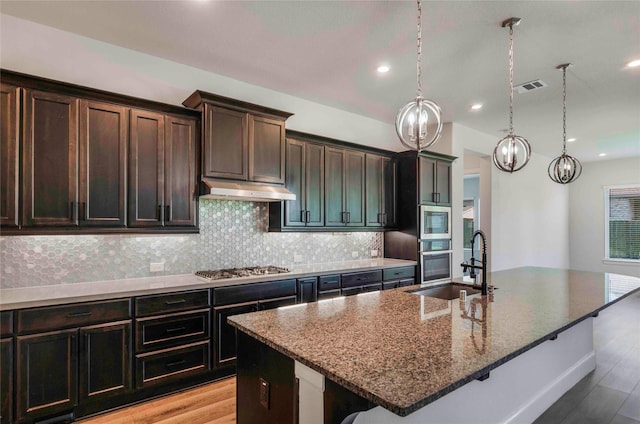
[236, 332, 295, 424]
[16, 329, 77, 423]
[78, 321, 132, 408]
[0, 338, 12, 424]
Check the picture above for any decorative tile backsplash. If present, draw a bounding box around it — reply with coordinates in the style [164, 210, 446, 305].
[0, 200, 383, 288]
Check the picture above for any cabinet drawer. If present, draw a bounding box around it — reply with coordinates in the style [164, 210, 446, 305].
[382, 266, 415, 281]
[0, 311, 13, 337]
[213, 279, 296, 306]
[136, 290, 210, 317]
[317, 290, 341, 300]
[135, 341, 210, 389]
[341, 283, 382, 297]
[318, 275, 340, 291]
[136, 309, 210, 353]
[340, 270, 382, 289]
[16, 299, 131, 334]
[398, 278, 416, 288]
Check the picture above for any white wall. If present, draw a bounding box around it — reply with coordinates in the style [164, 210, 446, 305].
[0, 14, 398, 151]
[450, 123, 570, 274]
[569, 157, 640, 277]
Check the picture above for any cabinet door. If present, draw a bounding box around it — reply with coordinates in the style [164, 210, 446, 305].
[128, 109, 164, 227]
[325, 147, 345, 226]
[365, 154, 383, 227]
[284, 138, 306, 227]
[0, 338, 12, 424]
[23, 90, 78, 226]
[213, 301, 257, 368]
[419, 156, 436, 204]
[1, 84, 19, 228]
[16, 329, 77, 422]
[249, 115, 285, 184]
[78, 321, 132, 405]
[435, 160, 451, 205]
[382, 157, 396, 227]
[78, 100, 127, 226]
[203, 105, 248, 180]
[165, 116, 197, 227]
[297, 278, 318, 303]
[305, 142, 324, 227]
[345, 150, 365, 227]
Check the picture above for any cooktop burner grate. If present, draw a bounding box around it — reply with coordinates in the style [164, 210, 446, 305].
[195, 266, 290, 281]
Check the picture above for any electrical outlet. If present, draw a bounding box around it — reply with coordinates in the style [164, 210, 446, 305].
[149, 262, 164, 272]
[370, 249, 379, 257]
[259, 378, 270, 409]
[294, 254, 303, 263]
[352, 251, 359, 258]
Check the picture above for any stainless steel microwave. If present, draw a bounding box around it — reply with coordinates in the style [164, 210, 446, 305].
[419, 205, 452, 239]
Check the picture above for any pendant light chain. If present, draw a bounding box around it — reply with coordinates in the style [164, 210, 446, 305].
[562, 66, 567, 154]
[508, 23, 514, 135]
[416, 0, 422, 98]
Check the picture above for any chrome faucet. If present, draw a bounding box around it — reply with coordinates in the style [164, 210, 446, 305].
[461, 230, 489, 295]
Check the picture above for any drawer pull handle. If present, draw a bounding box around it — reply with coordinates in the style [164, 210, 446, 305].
[165, 326, 187, 333]
[165, 299, 187, 305]
[166, 360, 187, 368]
[67, 312, 92, 318]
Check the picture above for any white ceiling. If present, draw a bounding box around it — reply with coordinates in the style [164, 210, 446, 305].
[1, 0, 639, 162]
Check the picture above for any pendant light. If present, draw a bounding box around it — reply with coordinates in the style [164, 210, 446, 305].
[395, 0, 443, 151]
[492, 17, 531, 173]
[548, 63, 582, 184]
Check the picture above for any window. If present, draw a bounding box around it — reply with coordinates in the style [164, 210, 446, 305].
[605, 185, 640, 261]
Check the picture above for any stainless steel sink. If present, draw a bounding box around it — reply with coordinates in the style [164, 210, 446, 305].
[409, 283, 481, 300]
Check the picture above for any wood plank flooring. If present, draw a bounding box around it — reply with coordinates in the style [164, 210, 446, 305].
[78, 378, 236, 424]
[79, 290, 640, 424]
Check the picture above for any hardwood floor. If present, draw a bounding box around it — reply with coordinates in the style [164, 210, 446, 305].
[78, 378, 236, 424]
[79, 290, 640, 424]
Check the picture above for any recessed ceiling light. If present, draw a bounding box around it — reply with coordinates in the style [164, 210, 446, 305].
[599, 153, 607, 157]
[567, 138, 576, 142]
[470, 103, 483, 111]
[626, 59, 640, 68]
[377, 65, 390, 73]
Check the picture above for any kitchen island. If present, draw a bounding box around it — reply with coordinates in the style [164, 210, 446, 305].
[228, 267, 640, 424]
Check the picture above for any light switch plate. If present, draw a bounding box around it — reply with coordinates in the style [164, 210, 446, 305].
[149, 262, 164, 272]
[370, 249, 379, 257]
[352, 251, 359, 258]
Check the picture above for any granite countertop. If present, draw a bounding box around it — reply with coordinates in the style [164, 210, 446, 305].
[228, 267, 640, 417]
[0, 258, 416, 310]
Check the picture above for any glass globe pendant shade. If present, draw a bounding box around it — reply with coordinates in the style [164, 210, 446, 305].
[395, 96, 443, 151]
[492, 133, 531, 173]
[548, 153, 582, 184]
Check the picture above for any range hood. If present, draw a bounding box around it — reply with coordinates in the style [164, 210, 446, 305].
[200, 179, 296, 202]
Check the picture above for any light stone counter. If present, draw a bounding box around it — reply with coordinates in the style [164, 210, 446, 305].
[0, 258, 416, 310]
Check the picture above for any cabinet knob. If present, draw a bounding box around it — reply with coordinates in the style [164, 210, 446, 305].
[305, 210, 311, 223]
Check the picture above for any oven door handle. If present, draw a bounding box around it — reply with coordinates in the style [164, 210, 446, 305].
[421, 250, 453, 256]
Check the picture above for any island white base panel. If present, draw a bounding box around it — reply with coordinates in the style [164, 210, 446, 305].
[354, 318, 595, 424]
[295, 318, 596, 424]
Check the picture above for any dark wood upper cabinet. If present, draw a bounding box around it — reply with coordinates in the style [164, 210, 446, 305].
[202, 105, 248, 180]
[22, 89, 79, 227]
[283, 138, 324, 227]
[325, 147, 346, 226]
[128, 109, 165, 227]
[182, 90, 292, 186]
[0, 83, 19, 228]
[366, 154, 396, 227]
[419, 155, 452, 206]
[345, 150, 365, 227]
[165, 116, 198, 227]
[249, 115, 286, 184]
[79, 100, 128, 226]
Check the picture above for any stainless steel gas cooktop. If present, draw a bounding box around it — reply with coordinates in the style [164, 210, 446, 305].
[195, 266, 290, 281]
